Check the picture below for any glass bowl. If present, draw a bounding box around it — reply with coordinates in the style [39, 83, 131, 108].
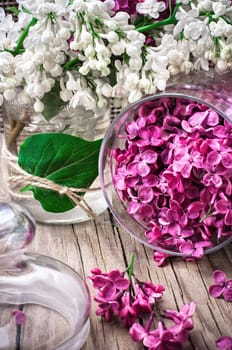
[99, 71, 232, 258]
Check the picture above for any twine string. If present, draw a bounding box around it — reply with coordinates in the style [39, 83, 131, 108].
[1, 98, 119, 218]
[8, 174, 98, 218]
[2, 143, 101, 219]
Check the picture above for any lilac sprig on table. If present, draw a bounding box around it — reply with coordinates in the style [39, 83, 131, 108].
[112, 97, 232, 259]
[89, 254, 196, 349]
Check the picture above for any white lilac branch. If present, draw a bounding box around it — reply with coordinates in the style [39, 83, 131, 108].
[0, 0, 232, 118]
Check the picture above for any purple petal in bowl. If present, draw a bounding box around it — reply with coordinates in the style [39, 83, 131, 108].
[99, 73, 232, 258]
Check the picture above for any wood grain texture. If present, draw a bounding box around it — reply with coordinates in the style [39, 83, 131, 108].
[19, 210, 231, 350]
[0, 306, 17, 350]
[0, 144, 231, 350]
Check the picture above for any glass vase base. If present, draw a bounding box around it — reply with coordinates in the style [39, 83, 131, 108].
[9, 188, 107, 224]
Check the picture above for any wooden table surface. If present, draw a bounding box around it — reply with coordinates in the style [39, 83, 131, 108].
[0, 133, 232, 350]
[12, 210, 229, 350]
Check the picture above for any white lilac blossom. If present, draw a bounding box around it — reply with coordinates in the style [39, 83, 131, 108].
[0, 8, 26, 50]
[0, 0, 232, 113]
[136, 0, 166, 19]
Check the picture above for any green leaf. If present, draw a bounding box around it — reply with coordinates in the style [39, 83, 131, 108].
[22, 6, 33, 15]
[134, 15, 151, 27]
[41, 81, 68, 121]
[63, 57, 81, 71]
[18, 133, 102, 213]
[123, 52, 130, 65]
[7, 7, 20, 15]
[108, 59, 117, 86]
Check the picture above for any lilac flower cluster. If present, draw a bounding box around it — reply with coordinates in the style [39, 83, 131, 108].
[89, 263, 195, 349]
[130, 302, 196, 349]
[113, 97, 232, 257]
[89, 267, 164, 325]
[209, 270, 232, 302]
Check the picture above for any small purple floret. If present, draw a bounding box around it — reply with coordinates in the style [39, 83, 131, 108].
[209, 270, 232, 302]
[216, 336, 232, 350]
[12, 310, 26, 325]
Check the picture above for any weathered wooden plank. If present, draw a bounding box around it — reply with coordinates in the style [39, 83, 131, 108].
[72, 210, 232, 350]
[73, 211, 142, 350]
[0, 205, 231, 350]
[19, 304, 69, 350]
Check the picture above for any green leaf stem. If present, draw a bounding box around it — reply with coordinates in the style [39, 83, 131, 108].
[7, 7, 20, 15]
[127, 253, 135, 281]
[18, 133, 102, 213]
[13, 17, 38, 55]
[136, 3, 180, 33]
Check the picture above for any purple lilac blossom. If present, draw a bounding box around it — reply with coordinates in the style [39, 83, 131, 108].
[153, 250, 170, 266]
[102, 0, 171, 17]
[113, 0, 137, 14]
[209, 270, 232, 302]
[129, 301, 196, 349]
[112, 97, 232, 257]
[12, 310, 26, 325]
[89, 266, 195, 349]
[216, 336, 232, 350]
[129, 320, 183, 349]
[89, 267, 166, 323]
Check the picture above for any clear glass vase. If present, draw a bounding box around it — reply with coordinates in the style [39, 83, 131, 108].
[2, 90, 110, 224]
[99, 70, 232, 258]
[0, 201, 91, 349]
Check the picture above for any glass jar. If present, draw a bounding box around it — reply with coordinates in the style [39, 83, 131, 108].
[0, 254, 91, 349]
[2, 90, 110, 224]
[0, 201, 91, 349]
[99, 70, 232, 258]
